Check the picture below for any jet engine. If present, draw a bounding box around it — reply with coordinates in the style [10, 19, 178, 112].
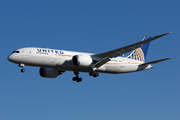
[72, 55, 93, 67]
[39, 67, 60, 78]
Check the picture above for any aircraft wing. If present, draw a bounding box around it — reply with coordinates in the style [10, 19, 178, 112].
[91, 32, 171, 68]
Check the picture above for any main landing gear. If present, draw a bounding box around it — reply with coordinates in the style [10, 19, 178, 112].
[19, 63, 25, 73]
[89, 72, 99, 77]
[72, 71, 99, 83]
[72, 72, 82, 83]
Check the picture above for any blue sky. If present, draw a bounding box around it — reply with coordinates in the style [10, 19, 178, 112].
[1, 0, 179, 120]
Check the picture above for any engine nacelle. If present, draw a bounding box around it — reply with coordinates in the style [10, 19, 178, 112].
[39, 67, 60, 78]
[72, 55, 93, 67]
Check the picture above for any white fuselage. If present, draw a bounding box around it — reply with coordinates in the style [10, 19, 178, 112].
[8, 47, 153, 74]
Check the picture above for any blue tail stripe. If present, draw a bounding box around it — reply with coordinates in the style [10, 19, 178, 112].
[141, 36, 152, 59]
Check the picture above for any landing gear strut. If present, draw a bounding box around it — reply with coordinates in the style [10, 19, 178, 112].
[19, 63, 25, 73]
[72, 72, 82, 82]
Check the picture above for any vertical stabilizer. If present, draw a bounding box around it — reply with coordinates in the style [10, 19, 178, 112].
[127, 36, 152, 62]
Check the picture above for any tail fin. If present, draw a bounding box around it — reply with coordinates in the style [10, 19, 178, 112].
[127, 36, 152, 62]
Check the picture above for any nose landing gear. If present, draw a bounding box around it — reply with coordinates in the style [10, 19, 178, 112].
[19, 63, 25, 73]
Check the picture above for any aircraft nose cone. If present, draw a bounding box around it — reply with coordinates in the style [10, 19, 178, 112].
[7, 55, 11, 61]
[7, 54, 13, 62]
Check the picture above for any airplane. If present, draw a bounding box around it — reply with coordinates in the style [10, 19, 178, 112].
[8, 32, 171, 82]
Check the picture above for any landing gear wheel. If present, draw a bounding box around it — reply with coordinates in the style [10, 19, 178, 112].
[77, 78, 82, 82]
[72, 77, 82, 82]
[89, 72, 99, 77]
[93, 72, 99, 77]
[21, 69, 25, 73]
[72, 77, 78, 81]
[89, 72, 93, 76]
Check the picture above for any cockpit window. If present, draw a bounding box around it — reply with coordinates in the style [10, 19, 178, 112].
[12, 51, 20, 53]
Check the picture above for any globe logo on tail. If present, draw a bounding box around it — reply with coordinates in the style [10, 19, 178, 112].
[128, 47, 145, 62]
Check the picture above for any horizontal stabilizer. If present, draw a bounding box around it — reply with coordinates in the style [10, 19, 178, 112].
[139, 58, 171, 66]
